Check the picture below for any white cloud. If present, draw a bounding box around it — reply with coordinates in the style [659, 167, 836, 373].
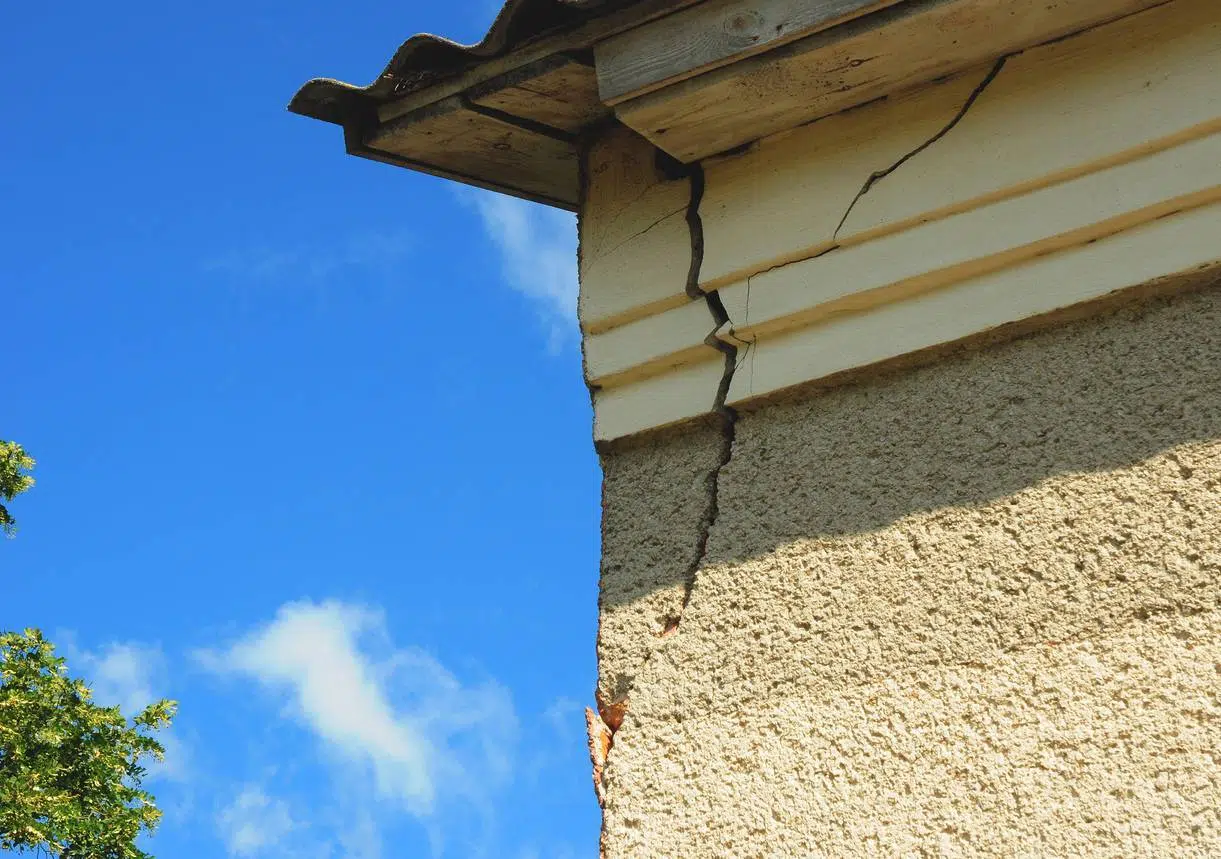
[469, 191, 578, 346]
[217, 786, 297, 856]
[197, 600, 516, 821]
[542, 696, 583, 739]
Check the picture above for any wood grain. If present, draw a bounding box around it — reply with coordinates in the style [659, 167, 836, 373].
[595, 0, 896, 104]
[468, 55, 609, 133]
[612, 0, 1172, 162]
[367, 96, 579, 206]
[376, 0, 708, 125]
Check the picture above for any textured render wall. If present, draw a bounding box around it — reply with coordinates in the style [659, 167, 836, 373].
[596, 282, 1221, 856]
[597, 421, 727, 709]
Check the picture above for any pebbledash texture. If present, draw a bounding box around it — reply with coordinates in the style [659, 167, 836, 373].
[292, 0, 1221, 853]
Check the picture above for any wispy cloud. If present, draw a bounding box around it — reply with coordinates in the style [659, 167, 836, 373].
[204, 228, 415, 286]
[468, 191, 578, 347]
[60, 637, 190, 782]
[196, 600, 516, 825]
[217, 786, 297, 856]
[79, 641, 164, 716]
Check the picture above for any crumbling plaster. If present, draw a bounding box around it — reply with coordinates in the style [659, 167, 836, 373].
[595, 282, 1221, 856]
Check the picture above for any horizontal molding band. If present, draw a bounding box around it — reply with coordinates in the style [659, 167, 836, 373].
[585, 126, 1221, 388]
[726, 201, 1221, 406]
[717, 134, 1221, 345]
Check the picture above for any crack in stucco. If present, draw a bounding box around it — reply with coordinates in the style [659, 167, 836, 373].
[682, 162, 740, 628]
[832, 56, 1010, 242]
[591, 160, 743, 816]
[592, 58, 1009, 789]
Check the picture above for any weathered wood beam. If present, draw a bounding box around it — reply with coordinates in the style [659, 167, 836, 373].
[365, 95, 581, 208]
[609, 0, 1175, 162]
[594, 0, 901, 105]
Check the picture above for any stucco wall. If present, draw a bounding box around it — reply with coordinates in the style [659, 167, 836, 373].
[596, 282, 1221, 856]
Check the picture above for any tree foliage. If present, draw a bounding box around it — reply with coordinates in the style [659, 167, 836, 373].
[0, 629, 176, 858]
[0, 442, 35, 537]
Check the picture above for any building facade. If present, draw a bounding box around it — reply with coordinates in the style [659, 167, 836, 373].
[294, 0, 1221, 853]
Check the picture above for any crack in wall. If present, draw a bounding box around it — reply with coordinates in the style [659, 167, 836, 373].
[670, 160, 740, 635]
[659, 53, 1013, 389]
[592, 202, 688, 264]
[832, 56, 1010, 242]
[590, 159, 743, 819]
[591, 60, 1015, 785]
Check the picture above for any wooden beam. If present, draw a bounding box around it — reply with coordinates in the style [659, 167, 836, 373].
[467, 55, 610, 134]
[366, 95, 580, 208]
[611, 0, 1174, 162]
[594, 0, 900, 105]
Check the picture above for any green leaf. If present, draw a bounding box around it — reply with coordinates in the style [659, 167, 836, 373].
[0, 629, 176, 858]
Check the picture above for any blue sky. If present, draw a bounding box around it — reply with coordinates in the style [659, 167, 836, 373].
[4, 2, 601, 856]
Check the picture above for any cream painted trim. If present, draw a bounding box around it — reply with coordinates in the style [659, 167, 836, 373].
[585, 298, 719, 388]
[579, 125, 693, 335]
[589, 126, 1221, 398]
[593, 358, 725, 442]
[716, 133, 1221, 345]
[725, 201, 1221, 405]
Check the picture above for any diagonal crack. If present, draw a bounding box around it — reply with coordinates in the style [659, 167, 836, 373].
[832, 55, 1010, 242]
[591, 203, 688, 264]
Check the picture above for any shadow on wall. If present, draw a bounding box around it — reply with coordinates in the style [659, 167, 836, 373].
[599, 270, 1221, 622]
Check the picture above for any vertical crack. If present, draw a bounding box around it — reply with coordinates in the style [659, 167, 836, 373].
[832, 55, 1010, 241]
[589, 159, 742, 823]
[684, 162, 740, 623]
[589, 52, 1016, 831]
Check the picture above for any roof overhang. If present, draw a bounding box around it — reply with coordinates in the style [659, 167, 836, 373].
[290, 0, 1173, 208]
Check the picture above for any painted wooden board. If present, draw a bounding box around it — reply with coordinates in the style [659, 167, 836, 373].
[700, 0, 1221, 290]
[612, 0, 1171, 163]
[579, 125, 693, 334]
[468, 56, 609, 133]
[699, 72, 985, 291]
[584, 297, 717, 387]
[716, 132, 1221, 344]
[585, 127, 1221, 401]
[725, 201, 1221, 406]
[594, 357, 725, 442]
[367, 96, 579, 207]
[595, 0, 897, 104]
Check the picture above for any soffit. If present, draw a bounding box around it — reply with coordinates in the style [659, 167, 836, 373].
[288, 0, 688, 209]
